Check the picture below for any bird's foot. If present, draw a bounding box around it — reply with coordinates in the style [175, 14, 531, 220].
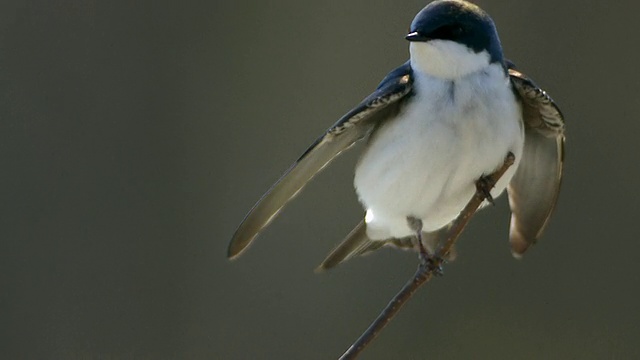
[407, 216, 444, 275]
[475, 175, 496, 205]
[416, 238, 444, 276]
[418, 251, 444, 276]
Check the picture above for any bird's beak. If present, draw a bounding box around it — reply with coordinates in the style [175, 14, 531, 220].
[405, 31, 430, 42]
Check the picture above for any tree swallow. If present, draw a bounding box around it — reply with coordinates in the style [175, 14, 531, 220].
[227, 0, 565, 270]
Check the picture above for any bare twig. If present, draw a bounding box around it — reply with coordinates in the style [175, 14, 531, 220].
[339, 152, 515, 360]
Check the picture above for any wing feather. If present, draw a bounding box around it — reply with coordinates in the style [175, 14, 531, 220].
[228, 63, 414, 258]
[507, 65, 565, 256]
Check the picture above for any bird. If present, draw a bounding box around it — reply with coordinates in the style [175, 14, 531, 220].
[227, 0, 565, 271]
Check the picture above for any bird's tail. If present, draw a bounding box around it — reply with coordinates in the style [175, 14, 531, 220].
[316, 220, 454, 272]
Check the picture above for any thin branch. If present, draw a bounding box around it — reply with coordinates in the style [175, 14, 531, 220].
[339, 152, 515, 360]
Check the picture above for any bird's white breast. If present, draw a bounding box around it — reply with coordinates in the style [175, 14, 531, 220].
[354, 63, 524, 240]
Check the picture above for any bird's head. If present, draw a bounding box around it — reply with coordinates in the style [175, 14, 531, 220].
[406, 0, 504, 79]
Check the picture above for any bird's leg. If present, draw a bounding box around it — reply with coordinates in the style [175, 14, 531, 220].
[407, 216, 443, 276]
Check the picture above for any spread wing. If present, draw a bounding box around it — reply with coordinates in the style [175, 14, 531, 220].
[228, 62, 414, 259]
[507, 64, 565, 256]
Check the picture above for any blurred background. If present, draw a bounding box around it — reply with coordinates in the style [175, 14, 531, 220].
[1, 0, 639, 359]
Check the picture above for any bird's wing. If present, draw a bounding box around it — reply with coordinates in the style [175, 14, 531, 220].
[228, 62, 414, 259]
[507, 63, 565, 256]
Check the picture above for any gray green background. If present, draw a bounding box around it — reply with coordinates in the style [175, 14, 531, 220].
[2, 0, 639, 359]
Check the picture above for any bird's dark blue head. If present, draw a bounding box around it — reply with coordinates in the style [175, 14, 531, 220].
[406, 0, 504, 78]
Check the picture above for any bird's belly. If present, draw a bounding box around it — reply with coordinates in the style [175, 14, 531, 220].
[354, 81, 523, 240]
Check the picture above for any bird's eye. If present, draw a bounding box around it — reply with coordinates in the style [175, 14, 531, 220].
[451, 26, 464, 37]
[446, 25, 464, 38]
[431, 25, 465, 40]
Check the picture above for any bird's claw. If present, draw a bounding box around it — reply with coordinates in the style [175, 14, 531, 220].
[476, 175, 496, 205]
[419, 253, 444, 276]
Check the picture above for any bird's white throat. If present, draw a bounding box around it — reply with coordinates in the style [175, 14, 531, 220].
[410, 40, 491, 79]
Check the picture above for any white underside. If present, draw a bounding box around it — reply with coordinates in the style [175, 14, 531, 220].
[354, 57, 524, 240]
